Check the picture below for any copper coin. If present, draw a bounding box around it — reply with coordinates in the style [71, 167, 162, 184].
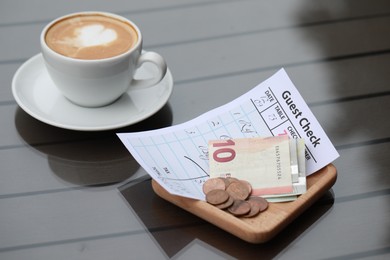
[226, 181, 250, 200]
[242, 198, 262, 217]
[227, 200, 251, 216]
[206, 189, 229, 205]
[240, 180, 252, 195]
[218, 177, 230, 187]
[203, 178, 226, 195]
[248, 196, 269, 212]
[215, 195, 234, 209]
[224, 177, 239, 186]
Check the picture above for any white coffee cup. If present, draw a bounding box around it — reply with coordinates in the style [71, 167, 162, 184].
[40, 11, 167, 107]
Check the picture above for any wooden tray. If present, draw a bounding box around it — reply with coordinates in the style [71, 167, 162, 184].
[152, 164, 337, 243]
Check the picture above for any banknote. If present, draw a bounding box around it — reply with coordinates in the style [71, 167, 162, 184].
[209, 135, 294, 196]
[209, 136, 307, 201]
[264, 138, 306, 202]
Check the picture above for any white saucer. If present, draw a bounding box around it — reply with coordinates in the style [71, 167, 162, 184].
[12, 54, 173, 131]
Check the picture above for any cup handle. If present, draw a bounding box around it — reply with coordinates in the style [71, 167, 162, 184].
[130, 51, 167, 89]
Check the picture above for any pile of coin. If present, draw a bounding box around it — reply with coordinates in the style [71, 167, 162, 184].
[203, 177, 268, 218]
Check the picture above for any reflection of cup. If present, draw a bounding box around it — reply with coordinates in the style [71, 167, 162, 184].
[41, 11, 167, 107]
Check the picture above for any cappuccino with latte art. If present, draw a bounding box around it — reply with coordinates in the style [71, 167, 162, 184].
[45, 14, 138, 60]
[41, 12, 167, 107]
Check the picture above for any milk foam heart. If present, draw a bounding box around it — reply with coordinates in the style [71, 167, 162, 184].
[73, 24, 117, 47]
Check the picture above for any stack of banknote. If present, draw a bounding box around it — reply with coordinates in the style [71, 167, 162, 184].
[208, 135, 306, 202]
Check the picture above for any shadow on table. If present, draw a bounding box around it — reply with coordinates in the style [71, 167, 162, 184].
[294, 0, 390, 245]
[14, 103, 173, 187]
[293, 0, 390, 250]
[120, 178, 334, 259]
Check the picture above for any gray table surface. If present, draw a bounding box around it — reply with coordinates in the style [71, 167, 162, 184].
[1, 0, 389, 259]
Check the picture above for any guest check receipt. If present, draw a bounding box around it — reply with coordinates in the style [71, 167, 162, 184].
[118, 69, 339, 200]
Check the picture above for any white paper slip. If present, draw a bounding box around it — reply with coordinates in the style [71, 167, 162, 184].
[118, 69, 339, 200]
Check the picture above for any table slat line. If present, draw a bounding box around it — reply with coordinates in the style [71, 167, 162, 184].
[0, 58, 26, 65]
[4, 90, 389, 110]
[0, 175, 151, 200]
[320, 246, 390, 260]
[0, 0, 242, 28]
[334, 189, 390, 204]
[173, 49, 390, 85]
[0, 230, 143, 253]
[0, 100, 16, 106]
[308, 91, 390, 107]
[0, 182, 120, 200]
[3, 47, 389, 76]
[335, 137, 390, 150]
[146, 12, 390, 49]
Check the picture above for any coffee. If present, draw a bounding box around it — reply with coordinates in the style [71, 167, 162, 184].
[45, 14, 138, 60]
[41, 12, 167, 107]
